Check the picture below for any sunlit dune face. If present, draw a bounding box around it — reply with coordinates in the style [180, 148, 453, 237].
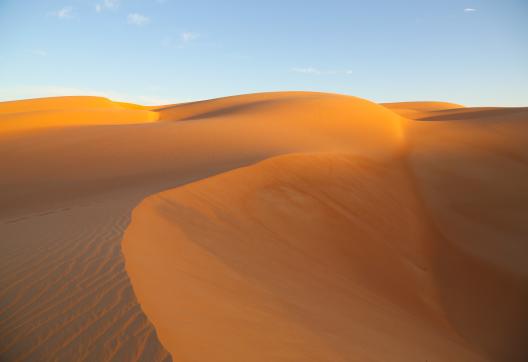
[0, 96, 158, 134]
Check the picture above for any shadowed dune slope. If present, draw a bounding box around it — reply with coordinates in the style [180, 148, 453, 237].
[402, 109, 528, 361]
[1, 92, 527, 361]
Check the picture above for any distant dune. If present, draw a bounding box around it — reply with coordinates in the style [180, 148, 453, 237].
[1, 92, 527, 361]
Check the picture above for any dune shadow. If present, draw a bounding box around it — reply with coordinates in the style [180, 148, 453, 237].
[420, 107, 528, 121]
[184, 99, 284, 121]
[429, 232, 528, 361]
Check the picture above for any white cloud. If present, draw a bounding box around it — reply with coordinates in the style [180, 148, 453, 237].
[49, 6, 73, 19]
[0, 85, 177, 105]
[181, 31, 199, 43]
[464, 8, 477, 12]
[127, 13, 150, 26]
[95, 0, 119, 12]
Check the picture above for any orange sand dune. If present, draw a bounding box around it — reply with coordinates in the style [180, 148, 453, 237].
[1, 92, 527, 361]
[123, 153, 481, 361]
[0, 96, 158, 134]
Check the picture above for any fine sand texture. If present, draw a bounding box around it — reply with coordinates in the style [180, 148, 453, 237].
[1, 92, 527, 361]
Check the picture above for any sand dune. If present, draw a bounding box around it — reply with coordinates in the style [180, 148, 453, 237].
[1, 92, 527, 361]
[0, 96, 158, 135]
[122, 153, 481, 362]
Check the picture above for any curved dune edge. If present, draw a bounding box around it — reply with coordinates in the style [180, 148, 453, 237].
[121, 95, 528, 361]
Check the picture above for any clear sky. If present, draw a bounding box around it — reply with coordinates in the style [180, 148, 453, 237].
[1, 0, 527, 106]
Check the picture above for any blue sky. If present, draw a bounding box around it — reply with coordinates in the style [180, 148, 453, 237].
[0, 0, 527, 105]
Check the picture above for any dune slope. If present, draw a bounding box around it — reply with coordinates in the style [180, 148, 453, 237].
[403, 108, 528, 360]
[122, 153, 481, 361]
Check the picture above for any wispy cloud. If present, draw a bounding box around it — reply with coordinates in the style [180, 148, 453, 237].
[95, 0, 119, 12]
[162, 32, 200, 48]
[181, 32, 199, 43]
[127, 13, 150, 26]
[464, 8, 477, 13]
[49, 6, 73, 19]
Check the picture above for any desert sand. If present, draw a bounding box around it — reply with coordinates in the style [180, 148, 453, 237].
[0, 92, 527, 361]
